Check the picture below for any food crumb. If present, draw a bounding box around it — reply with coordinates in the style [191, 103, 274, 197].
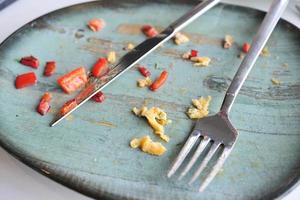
[173, 32, 189, 45]
[187, 96, 212, 119]
[182, 51, 191, 60]
[191, 57, 211, 67]
[137, 77, 152, 88]
[88, 18, 105, 32]
[107, 51, 116, 64]
[261, 47, 270, 57]
[130, 135, 166, 156]
[238, 53, 245, 59]
[132, 106, 171, 142]
[126, 43, 135, 50]
[223, 35, 234, 49]
[271, 78, 281, 85]
[282, 63, 288, 68]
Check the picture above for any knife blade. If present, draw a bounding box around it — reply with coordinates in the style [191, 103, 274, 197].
[50, 0, 220, 127]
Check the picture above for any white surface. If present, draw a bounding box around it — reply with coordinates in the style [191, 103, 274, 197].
[0, 0, 299, 199]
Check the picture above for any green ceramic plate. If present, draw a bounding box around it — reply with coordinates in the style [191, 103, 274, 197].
[0, 1, 299, 199]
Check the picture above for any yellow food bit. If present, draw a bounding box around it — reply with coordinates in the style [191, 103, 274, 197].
[137, 77, 152, 88]
[271, 78, 281, 85]
[127, 43, 135, 50]
[107, 51, 116, 63]
[132, 106, 171, 142]
[187, 96, 212, 119]
[182, 51, 191, 59]
[130, 135, 166, 156]
[191, 57, 211, 67]
[223, 35, 234, 49]
[261, 47, 270, 57]
[174, 32, 189, 45]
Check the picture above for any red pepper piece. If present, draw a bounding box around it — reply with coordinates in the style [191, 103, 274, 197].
[92, 91, 105, 103]
[190, 49, 198, 58]
[60, 99, 77, 116]
[150, 70, 168, 91]
[15, 72, 37, 89]
[141, 25, 158, 38]
[242, 43, 251, 53]
[88, 18, 106, 32]
[92, 58, 109, 78]
[44, 61, 56, 77]
[57, 67, 88, 94]
[37, 92, 52, 116]
[138, 66, 151, 77]
[20, 56, 39, 69]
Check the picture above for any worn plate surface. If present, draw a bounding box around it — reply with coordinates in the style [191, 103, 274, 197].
[0, 1, 299, 199]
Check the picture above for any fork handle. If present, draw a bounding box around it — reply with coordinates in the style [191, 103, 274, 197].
[220, 0, 289, 114]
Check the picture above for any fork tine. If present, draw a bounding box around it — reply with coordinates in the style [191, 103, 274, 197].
[178, 136, 210, 180]
[189, 142, 220, 184]
[167, 130, 201, 178]
[198, 146, 232, 192]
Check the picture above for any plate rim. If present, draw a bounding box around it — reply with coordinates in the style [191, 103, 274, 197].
[0, 0, 299, 199]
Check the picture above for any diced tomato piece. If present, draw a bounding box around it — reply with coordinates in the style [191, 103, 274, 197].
[20, 56, 39, 69]
[57, 67, 88, 94]
[141, 25, 158, 38]
[138, 66, 151, 77]
[15, 72, 37, 89]
[92, 58, 108, 77]
[92, 91, 105, 103]
[60, 99, 77, 116]
[150, 70, 168, 91]
[190, 50, 198, 58]
[41, 92, 52, 102]
[44, 61, 56, 77]
[37, 92, 52, 116]
[242, 43, 251, 53]
[88, 18, 106, 32]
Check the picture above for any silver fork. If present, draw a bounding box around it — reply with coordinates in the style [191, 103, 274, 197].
[167, 0, 289, 192]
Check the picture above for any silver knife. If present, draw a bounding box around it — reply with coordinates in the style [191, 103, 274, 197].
[50, 0, 220, 127]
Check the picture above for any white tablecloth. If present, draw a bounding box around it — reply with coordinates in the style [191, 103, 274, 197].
[0, 0, 299, 199]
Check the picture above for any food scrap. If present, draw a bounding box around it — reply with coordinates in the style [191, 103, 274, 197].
[271, 78, 281, 85]
[173, 32, 189, 45]
[137, 77, 152, 88]
[92, 91, 105, 103]
[130, 135, 166, 156]
[132, 106, 171, 142]
[57, 67, 88, 94]
[20, 56, 39, 69]
[141, 25, 158, 38]
[15, 72, 37, 89]
[44, 61, 56, 77]
[125, 43, 135, 50]
[107, 51, 116, 64]
[60, 99, 77, 116]
[242, 42, 251, 53]
[261, 47, 270, 57]
[88, 18, 105, 32]
[191, 56, 211, 67]
[187, 96, 212, 119]
[92, 58, 108, 77]
[37, 92, 52, 116]
[138, 66, 151, 77]
[223, 35, 234, 49]
[150, 70, 168, 91]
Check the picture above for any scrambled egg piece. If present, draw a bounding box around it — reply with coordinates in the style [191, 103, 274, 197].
[191, 57, 211, 67]
[187, 96, 212, 119]
[137, 77, 152, 88]
[261, 47, 270, 57]
[182, 51, 191, 60]
[271, 78, 281, 85]
[223, 35, 234, 49]
[174, 32, 189, 45]
[107, 51, 116, 63]
[130, 135, 166, 156]
[127, 43, 135, 50]
[132, 106, 171, 142]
